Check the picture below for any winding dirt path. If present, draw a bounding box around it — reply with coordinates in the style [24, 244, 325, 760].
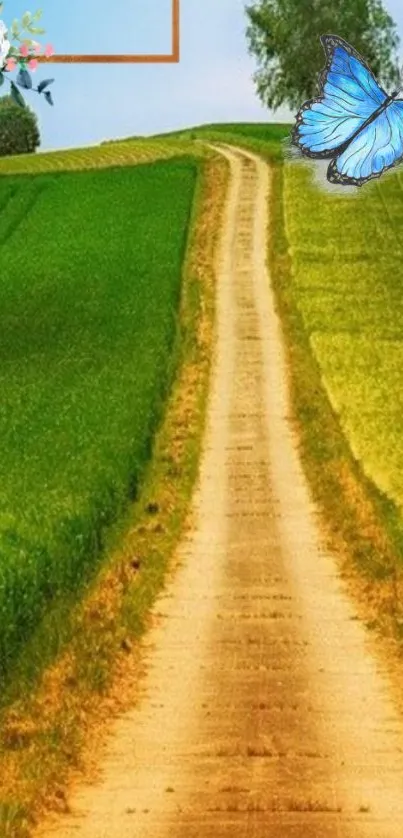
[38, 147, 403, 838]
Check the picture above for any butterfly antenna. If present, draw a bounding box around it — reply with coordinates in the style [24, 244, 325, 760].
[396, 67, 403, 95]
[391, 82, 403, 99]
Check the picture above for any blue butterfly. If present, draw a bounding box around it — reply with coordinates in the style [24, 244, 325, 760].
[292, 35, 403, 187]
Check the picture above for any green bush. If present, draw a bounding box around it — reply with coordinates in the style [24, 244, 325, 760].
[0, 95, 40, 156]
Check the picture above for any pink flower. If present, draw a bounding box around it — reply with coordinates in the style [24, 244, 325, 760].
[28, 58, 38, 71]
[19, 44, 29, 57]
[34, 44, 42, 55]
[44, 44, 54, 58]
[5, 57, 16, 71]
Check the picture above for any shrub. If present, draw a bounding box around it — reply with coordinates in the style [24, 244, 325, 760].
[0, 95, 40, 156]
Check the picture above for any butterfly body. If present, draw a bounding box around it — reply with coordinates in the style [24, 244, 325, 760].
[292, 35, 403, 187]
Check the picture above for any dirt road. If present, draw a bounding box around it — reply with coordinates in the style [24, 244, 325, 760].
[39, 147, 403, 838]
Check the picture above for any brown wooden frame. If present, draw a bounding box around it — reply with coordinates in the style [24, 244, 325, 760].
[37, 0, 180, 64]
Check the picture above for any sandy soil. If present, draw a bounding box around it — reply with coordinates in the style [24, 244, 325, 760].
[37, 146, 403, 838]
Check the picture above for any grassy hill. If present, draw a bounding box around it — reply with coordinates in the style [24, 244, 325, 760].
[190, 122, 403, 580]
[3, 118, 403, 674]
[0, 153, 200, 680]
[130, 122, 292, 164]
[0, 131, 232, 837]
[1, 120, 403, 837]
[0, 137, 206, 175]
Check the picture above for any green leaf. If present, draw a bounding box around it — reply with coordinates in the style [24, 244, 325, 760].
[11, 20, 20, 39]
[0, 73, 4, 88]
[10, 81, 26, 108]
[21, 12, 32, 29]
[17, 68, 32, 89]
[44, 90, 53, 106]
[37, 78, 54, 93]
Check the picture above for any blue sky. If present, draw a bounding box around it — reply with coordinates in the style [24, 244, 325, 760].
[5, 0, 403, 151]
[12, 0, 173, 55]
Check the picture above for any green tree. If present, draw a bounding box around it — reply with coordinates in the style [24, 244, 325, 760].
[0, 95, 40, 156]
[245, 0, 400, 110]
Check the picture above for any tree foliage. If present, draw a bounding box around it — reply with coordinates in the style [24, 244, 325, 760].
[245, 0, 400, 110]
[0, 94, 40, 155]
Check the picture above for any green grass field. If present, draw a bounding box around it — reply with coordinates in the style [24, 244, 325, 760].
[0, 137, 205, 175]
[0, 154, 199, 680]
[183, 123, 403, 575]
[282, 162, 403, 513]
[3, 116, 402, 683]
[1, 119, 403, 837]
[188, 123, 403, 515]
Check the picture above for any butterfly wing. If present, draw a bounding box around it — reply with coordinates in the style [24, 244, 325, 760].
[293, 35, 388, 158]
[327, 99, 403, 186]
